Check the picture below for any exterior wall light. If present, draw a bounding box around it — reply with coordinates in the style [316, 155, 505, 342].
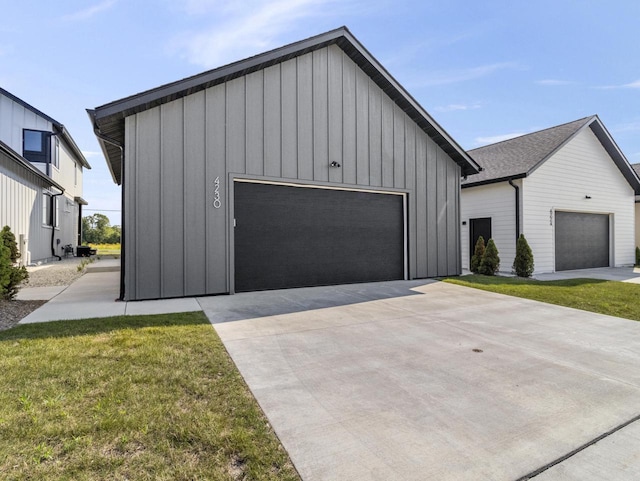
[585, 195, 592, 199]
[330, 161, 341, 168]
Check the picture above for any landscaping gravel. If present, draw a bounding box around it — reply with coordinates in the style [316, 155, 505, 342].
[0, 258, 87, 331]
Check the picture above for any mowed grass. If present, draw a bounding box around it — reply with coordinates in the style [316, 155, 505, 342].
[0, 312, 300, 481]
[444, 275, 640, 321]
[91, 243, 121, 256]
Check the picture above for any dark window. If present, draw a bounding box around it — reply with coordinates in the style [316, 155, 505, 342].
[42, 193, 59, 227]
[23, 129, 50, 164]
[42, 193, 52, 225]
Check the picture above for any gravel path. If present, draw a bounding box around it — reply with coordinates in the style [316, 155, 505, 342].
[1, 258, 89, 331]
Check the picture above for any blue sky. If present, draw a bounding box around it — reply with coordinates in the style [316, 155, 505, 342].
[2, 0, 639, 225]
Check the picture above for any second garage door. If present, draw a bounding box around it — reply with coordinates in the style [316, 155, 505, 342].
[555, 211, 610, 271]
[234, 181, 405, 292]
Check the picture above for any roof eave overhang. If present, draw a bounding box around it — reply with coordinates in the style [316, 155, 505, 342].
[0, 141, 65, 192]
[588, 117, 640, 195]
[462, 173, 527, 189]
[91, 26, 480, 183]
[74, 196, 89, 205]
[57, 126, 91, 169]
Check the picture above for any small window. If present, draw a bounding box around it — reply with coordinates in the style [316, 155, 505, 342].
[74, 164, 78, 186]
[52, 137, 59, 169]
[24, 130, 50, 164]
[42, 193, 51, 225]
[42, 193, 59, 227]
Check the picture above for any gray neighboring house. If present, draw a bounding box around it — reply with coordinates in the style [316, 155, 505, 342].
[0, 87, 91, 264]
[89, 26, 480, 301]
[461, 116, 640, 274]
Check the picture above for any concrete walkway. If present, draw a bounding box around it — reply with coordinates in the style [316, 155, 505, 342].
[205, 281, 640, 481]
[18, 262, 201, 324]
[533, 266, 640, 283]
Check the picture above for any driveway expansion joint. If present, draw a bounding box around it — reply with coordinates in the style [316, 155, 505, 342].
[515, 413, 640, 480]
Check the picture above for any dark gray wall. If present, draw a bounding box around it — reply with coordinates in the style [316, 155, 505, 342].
[124, 44, 461, 300]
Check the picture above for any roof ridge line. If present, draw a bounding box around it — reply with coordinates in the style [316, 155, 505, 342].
[469, 115, 596, 152]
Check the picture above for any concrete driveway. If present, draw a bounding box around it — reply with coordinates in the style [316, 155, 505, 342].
[199, 280, 640, 480]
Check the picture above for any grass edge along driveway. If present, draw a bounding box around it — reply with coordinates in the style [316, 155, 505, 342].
[0, 312, 300, 481]
[444, 275, 640, 322]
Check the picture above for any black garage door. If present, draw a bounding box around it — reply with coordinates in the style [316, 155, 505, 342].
[234, 182, 405, 292]
[555, 211, 609, 271]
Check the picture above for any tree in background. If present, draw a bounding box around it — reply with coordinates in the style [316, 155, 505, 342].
[0, 225, 28, 300]
[479, 238, 500, 276]
[82, 214, 121, 244]
[513, 234, 534, 277]
[470, 236, 485, 274]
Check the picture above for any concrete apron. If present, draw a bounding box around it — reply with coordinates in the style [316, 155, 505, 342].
[203, 281, 640, 481]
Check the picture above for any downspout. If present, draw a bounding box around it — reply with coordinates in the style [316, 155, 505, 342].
[77, 203, 83, 245]
[508, 179, 520, 240]
[92, 125, 126, 301]
[51, 190, 64, 261]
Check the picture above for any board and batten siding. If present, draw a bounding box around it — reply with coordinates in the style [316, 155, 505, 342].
[523, 128, 636, 272]
[460, 180, 520, 272]
[0, 150, 53, 264]
[636, 202, 640, 248]
[123, 44, 461, 300]
[0, 94, 53, 158]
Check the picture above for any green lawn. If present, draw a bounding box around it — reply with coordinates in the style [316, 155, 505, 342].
[444, 275, 640, 321]
[0, 313, 300, 480]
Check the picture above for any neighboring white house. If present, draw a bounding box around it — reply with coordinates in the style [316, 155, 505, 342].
[0, 87, 91, 264]
[461, 116, 640, 274]
[633, 164, 640, 250]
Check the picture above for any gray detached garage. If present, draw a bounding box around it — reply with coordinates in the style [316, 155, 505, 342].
[89, 27, 480, 301]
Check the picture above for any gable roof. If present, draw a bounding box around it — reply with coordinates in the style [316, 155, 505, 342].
[0, 87, 91, 169]
[88, 26, 481, 185]
[0, 139, 64, 192]
[463, 115, 640, 194]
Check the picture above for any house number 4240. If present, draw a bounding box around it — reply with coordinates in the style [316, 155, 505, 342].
[213, 177, 221, 209]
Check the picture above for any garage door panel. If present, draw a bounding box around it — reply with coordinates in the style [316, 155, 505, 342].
[234, 182, 404, 292]
[555, 212, 609, 271]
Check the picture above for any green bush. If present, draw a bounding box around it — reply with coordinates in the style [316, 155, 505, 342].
[470, 236, 485, 274]
[0, 226, 28, 300]
[479, 238, 500, 276]
[1, 225, 20, 263]
[636, 247, 640, 267]
[513, 234, 534, 277]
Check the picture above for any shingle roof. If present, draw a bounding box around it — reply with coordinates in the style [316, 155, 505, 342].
[463, 117, 593, 186]
[89, 26, 480, 185]
[632, 163, 640, 178]
[463, 116, 640, 194]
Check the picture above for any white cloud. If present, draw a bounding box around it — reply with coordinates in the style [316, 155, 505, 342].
[474, 132, 526, 146]
[536, 79, 574, 86]
[613, 121, 640, 133]
[410, 62, 521, 87]
[434, 102, 483, 113]
[172, 0, 361, 68]
[596, 79, 640, 90]
[62, 0, 117, 22]
[82, 151, 103, 158]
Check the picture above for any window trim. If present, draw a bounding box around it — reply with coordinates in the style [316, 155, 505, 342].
[23, 129, 51, 164]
